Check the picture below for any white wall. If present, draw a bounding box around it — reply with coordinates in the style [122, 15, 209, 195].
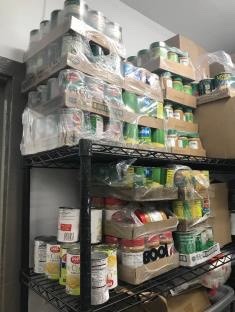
[0, 0, 173, 61]
[0, 1, 172, 311]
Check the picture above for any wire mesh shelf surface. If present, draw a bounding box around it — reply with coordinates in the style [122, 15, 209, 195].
[21, 245, 235, 312]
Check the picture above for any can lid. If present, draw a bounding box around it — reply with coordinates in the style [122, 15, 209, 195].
[30, 29, 39, 36]
[62, 242, 80, 249]
[105, 197, 125, 206]
[35, 235, 56, 242]
[121, 238, 145, 247]
[137, 49, 149, 56]
[150, 41, 166, 49]
[161, 71, 172, 78]
[173, 76, 183, 82]
[40, 20, 49, 25]
[91, 251, 108, 261]
[51, 9, 61, 16]
[127, 56, 137, 63]
[68, 247, 80, 255]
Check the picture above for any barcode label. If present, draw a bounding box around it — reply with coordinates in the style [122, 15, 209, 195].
[64, 233, 75, 241]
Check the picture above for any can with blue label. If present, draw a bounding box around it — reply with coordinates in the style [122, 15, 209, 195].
[144, 167, 153, 186]
[138, 126, 151, 144]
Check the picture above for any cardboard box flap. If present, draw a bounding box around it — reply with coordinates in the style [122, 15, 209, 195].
[167, 288, 211, 312]
[105, 214, 178, 240]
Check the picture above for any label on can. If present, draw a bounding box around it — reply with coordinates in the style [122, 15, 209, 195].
[166, 169, 175, 187]
[66, 253, 80, 295]
[121, 251, 143, 268]
[57, 207, 80, 243]
[45, 243, 61, 280]
[59, 244, 79, 286]
[91, 209, 102, 244]
[189, 140, 199, 150]
[90, 114, 103, 137]
[94, 246, 118, 289]
[34, 239, 47, 274]
[91, 253, 109, 305]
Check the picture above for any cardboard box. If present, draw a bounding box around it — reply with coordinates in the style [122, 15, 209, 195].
[167, 288, 211, 312]
[209, 183, 231, 247]
[144, 57, 195, 81]
[196, 95, 235, 158]
[165, 34, 210, 78]
[177, 215, 211, 232]
[171, 147, 206, 157]
[105, 212, 178, 239]
[164, 87, 196, 109]
[179, 243, 220, 267]
[118, 253, 179, 285]
[167, 118, 198, 133]
[197, 88, 235, 105]
[126, 288, 211, 312]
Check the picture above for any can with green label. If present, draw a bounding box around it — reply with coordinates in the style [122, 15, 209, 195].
[151, 128, 165, 147]
[174, 231, 196, 254]
[90, 114, 104, 137]
[134, 166, 146, 187]
[173, 76, 183, 92]
[184, 108, 194, 123]
[123, 123, 138, 144]
[183, 84, 193, 95]
[152, 167, 161, 185]
[191, 82, 199, 96]
[122, 91, 138, 113]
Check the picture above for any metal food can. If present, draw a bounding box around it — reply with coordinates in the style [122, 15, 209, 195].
[199, 78, 214, 95]
[90, 114, 104, 137]
[66, 247, 81, 295]
[191, 82, 199, 96]
[34, 236, 56, 274]
[138, 127, 151, 144]
[178, 136, 189, 149]
[64, 0, 88, 21]
[134, 166, 146, 187]
[57, 207, 80, 243]
[174, 231, 196, 254]
[214, 72, 232, 89]
[144, 167, 152, 186]
[61, 32, 86, 57]
[58, 69, 85, 91]
[45, 241, 61, 279]
[87, 10, 106, 32]
[183, 84, 193, 95]
[91, 209, 102, 244]
[123, 123, 138, 144]
[91, 252, 109, 305]
[93, 245, 118, 289]
[60, 243, 79, 286]
[50, 10, 61, 30]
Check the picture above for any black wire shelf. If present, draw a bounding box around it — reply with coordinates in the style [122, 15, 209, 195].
[21, 245, 235, 312]
[23, 139, 235, 170]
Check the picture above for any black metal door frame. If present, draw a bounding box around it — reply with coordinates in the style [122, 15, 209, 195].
[0, 56, 25, 312]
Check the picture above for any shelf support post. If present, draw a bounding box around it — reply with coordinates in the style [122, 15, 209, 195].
[79, 139, 92, 312]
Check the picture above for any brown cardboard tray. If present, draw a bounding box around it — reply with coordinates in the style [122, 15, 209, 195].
[164, 87, 196, 109]
[118, 253, 179, 285]
[144, 57, 196, 82]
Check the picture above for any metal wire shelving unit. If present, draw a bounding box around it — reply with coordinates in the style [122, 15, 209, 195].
[21, 139, 235, 312]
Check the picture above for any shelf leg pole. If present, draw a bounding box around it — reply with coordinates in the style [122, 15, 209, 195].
[21, 166, 31, 312]
[79, 139, 92, 312]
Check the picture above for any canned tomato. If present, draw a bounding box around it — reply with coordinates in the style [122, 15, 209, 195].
[138, 126, 151, 144]
[93, 245, 118, 289]
[34, 236, 56, 274]
[91, 252, 109, 305]
[45, 241, 61, 280]
[60, 243, 79, 286]
[90, 114, 104, 137]
[57, 207, 80, 243]
[66, 247, 80, 295]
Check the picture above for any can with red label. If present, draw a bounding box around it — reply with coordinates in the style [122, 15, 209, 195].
[34, 235, 56, 274]
[45, 240, 61, 280]
[66, 247, 81, 295]
[57, 207, 80, 243]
